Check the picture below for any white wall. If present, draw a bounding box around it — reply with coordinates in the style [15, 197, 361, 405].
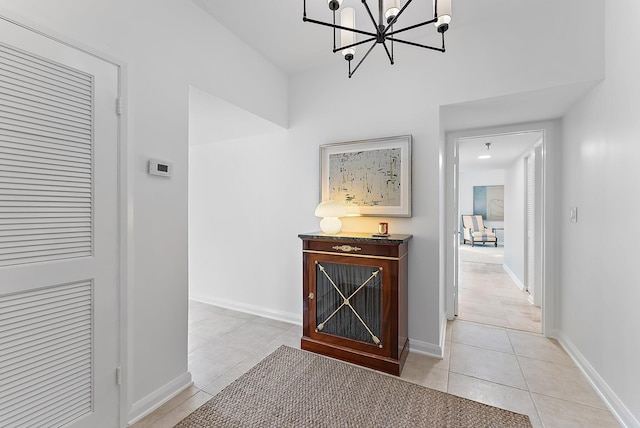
[0, 0, 288, 422]
[458, 168, 505, 237]
[189, 131, 309, 322]
[558, 0, 640, 424]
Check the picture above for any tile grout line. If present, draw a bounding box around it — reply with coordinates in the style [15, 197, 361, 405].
[451, 339, 518, 357]
[507, 329, 545, 427]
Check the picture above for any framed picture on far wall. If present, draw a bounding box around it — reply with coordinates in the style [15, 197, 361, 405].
[320, 135, 412, 217]
[473, 185, 504, 221]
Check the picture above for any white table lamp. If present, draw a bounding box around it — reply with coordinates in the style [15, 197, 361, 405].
[315, 201, 348, 234]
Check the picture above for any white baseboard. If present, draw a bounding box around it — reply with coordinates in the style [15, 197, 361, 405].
[127, 372, 193, 426]
[554, 331, 639, 428]
[190, 296, 446, 361]
[503, 263, 526, 291]
[190, 294, 302, 325]
[409, 337, 443, 359]
[440, 314, 448, 355]
[408, 315, 447, 359]
[191, 295, 446, 359]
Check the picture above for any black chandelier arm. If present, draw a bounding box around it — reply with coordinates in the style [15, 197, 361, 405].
[333, 11, 336, 52]
[333, 37, 377, 54]
[349, 41, 378, 78]
[386, 18, 438, 37]
[383, 0, 415, 34]
[360, 0, 380, 32]
[382, 41, 394, 65]
[387, 37, 445, 52]
[303, 17, 378, 38]
[389, 24, 395, 61]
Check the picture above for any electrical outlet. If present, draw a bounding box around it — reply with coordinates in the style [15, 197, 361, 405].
[569, 207, 578, 223]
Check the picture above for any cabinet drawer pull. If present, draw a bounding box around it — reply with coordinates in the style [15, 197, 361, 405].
[332, 245, 362, 252]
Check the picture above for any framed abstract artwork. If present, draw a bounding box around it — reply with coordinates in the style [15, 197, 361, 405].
[473, 185, 504, 221]
[320, 135, 412, 217]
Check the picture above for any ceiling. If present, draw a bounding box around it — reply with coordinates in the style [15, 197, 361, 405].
[191, 0, 505, 75]
[188, 1, 599, 147]
[458, 131, 542, 170]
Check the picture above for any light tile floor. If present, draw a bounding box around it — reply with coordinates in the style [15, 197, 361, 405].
[130, 302, 619, 428]
[458, 257, 542, 333]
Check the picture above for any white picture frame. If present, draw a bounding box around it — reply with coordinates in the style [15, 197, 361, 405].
[320, 135, 412, 217]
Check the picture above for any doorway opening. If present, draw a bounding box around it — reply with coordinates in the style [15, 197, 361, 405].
[445, 121, 558, 336]
[186, 85, 290, 382]
[455, 132, 542, 333]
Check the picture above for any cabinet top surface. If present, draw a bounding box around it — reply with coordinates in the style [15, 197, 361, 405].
[298, 231, 413, 244]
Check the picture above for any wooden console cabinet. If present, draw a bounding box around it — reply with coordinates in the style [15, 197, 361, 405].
[299, 232, 412, 375]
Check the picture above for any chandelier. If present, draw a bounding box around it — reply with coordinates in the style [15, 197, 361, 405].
[303, 0, 452, 78]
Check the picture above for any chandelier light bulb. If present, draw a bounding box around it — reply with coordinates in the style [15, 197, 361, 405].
[383, 0, 401, 24]
[434, 0, 452, 32]
[341, 7, 356, 60]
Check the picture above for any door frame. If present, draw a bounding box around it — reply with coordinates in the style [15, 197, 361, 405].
[524, 144, 543, 306]
[524, 153, 533, 294]
[0, 11, 130, 426]
[445, 120, 559, 336]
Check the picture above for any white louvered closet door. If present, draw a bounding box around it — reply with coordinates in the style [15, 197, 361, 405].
[0, 18, 120, 428]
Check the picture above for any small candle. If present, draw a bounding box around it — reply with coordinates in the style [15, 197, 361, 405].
[378, 222, 389, 235]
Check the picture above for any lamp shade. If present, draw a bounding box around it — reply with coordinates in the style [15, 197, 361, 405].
[315, 200, 348, 218]
[434, 0, 452, 31]
[341, 7, 356, 58]
[383, 0, 401, 23]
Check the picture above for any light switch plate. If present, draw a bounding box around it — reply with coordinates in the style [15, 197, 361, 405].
[569, 207, 578, 223]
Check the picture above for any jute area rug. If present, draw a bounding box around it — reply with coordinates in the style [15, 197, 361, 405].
[175, 346, 532, 428]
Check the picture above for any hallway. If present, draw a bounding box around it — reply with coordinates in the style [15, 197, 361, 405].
[131, 302, 618, 427]
[457, 252, 541, 333]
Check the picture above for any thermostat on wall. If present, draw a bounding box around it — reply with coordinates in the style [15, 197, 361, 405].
[148, 159, 173, 177]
